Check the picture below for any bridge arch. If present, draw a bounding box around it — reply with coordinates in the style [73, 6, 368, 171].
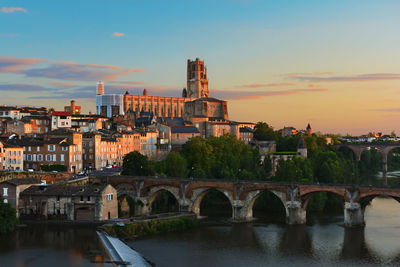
[301, 189, 345, 210]
[146, 185, 181, 213]
[115, 183, 137, 197]
[358, 193, 400, 209]
[243, 189, 287, 219]
[189, 187, 234, 217]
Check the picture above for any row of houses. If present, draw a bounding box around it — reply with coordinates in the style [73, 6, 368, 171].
[0, 178, 118, 221]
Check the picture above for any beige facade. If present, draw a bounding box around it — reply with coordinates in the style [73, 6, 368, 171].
[3, 145, 23, 171]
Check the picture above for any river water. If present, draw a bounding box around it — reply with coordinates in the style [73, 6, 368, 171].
[1, 198, 400, 267]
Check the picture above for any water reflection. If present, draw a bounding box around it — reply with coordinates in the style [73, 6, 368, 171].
[131, 198, 400, 267]
[0, 225, 112, 267]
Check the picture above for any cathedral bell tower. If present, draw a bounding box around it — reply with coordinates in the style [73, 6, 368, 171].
[187, 58, 209, 99]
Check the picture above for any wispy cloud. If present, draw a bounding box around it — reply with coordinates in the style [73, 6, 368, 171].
[237, 82, 295, 89]
[288, 73, 400, 82]
[211, 88, 328, 100]
[0, 56, 145, 82]
[0, 84, 54, 92]
[1, 7, 27, 13]
[112, 32, 125, 37]
[0, 56, 46, 73]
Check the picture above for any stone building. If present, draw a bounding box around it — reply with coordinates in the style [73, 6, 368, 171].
[187, 58, 209, 98]
[96, 58, 209, 118]
[6, 115, 50, 136]
[170, 126, 200, 150]
[19, 184, 118, 221]
[64, 100, 81, 115]
[0, 178, 42, 216]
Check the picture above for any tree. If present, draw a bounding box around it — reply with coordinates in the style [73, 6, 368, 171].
[121, 151, 155, 176]
[253, 122, 276, 141]
[0, 199, 17, 233]
[164, 152, 187, 178]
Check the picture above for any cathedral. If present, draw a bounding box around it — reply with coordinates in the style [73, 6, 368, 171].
[96, 58, 212, 118]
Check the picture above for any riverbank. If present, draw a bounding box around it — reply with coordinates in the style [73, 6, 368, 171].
[101, 214, 198, 240]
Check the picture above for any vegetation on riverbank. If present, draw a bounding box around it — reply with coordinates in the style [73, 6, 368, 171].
[0, 199, 17, 233]
[103, 217, 198, 239]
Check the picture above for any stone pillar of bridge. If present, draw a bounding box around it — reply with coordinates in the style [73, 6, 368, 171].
[344, 202, 365, 227]
[286, 201, 306, 225]
[382, 151, 388, 186]
[134, 201, 150, 217]
[232, 203, 250, 222]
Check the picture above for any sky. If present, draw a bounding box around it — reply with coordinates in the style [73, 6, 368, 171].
[1, 0, 400, 135]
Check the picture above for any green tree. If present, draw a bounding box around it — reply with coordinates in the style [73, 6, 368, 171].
[164, 152, 187, 178]
[253, 122, 276, 141]
[0, 199, 17, 233]
[121, 151, 155, 176]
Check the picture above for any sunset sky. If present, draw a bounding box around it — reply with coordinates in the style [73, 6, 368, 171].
[1, 0, 399, 135]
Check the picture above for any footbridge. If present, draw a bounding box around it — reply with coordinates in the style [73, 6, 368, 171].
[92, 176, 400, 227]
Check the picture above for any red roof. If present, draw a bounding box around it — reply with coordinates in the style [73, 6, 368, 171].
[51, 111, 71, 116]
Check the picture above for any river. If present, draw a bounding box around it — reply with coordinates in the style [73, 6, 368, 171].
[1, 197, 400, 267]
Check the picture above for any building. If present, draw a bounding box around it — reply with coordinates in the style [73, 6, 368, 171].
[281, 126, 298, 137]
[0, 106, 22, 120]
[306, 123, 312, 136]
[170, 126, 200, 150]
[96, 58, 210, 118]
[239, 127, 254, 145]
[187, 58, 209, 98]
[19, 184, 118, 221]
[0, 178, 42, 216]
[3, 144, 24, 171]
[51, 111, 72, 130]
[6, 115, 50, 136]
[64, 100, 81, 115]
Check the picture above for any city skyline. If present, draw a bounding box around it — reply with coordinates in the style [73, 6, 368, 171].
[1, 0, 400, 135]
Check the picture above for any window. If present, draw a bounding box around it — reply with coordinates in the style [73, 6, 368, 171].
[57, 196, 60, 201]
[38, 154, 43, 161]
[3, 188, 8, 196]
[106, 193, 113, 201]
[52, 154, 56, 161]
[37, 146, 40, 152]
[87, 196, 91, 201]
[80, 196, 83, 202]
[48, 145, 55, 151]
[60, 154, 64, 162]
[28, 146, 31, 151]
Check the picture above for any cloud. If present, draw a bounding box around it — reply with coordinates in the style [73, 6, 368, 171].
[0, 56, 46, 73]
[0, 56, 145, 82]
[1, 7, 27, 13]
[211, 88, 328, 100]
[288, 73, 400, 82]
[0, 83, 54, 92]
[237, 82, 295, 89]
[112, 32, 125, 37]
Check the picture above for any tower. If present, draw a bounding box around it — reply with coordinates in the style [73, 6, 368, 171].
[297, 136, 308, 158]
[187, 58, 209, 99]
[97, 81, 104, 95]
[306, 123, 312, 136]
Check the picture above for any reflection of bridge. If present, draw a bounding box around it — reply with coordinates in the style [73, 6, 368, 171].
[336, 143, 400, 185]
[93, 176, 400, 227]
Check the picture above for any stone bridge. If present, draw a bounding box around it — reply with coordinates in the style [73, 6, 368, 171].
[92, 176, 400, 227]
[335, 143, 400, 185]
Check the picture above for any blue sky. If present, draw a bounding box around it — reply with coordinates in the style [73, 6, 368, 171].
[1, 0, 400, 134]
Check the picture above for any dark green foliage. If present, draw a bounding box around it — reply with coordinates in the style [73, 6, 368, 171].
[200, 189, 232, 217]
[254, 122, 276, 141]
[151, 191, 179, 214]
[0, 199, 17, 234]
[252, 191, 286, 222]
[104, 217, 198, 239]
[182, 135, 261, 180]
[121, 151, 155, 176]
[40, 164, 67, 172]
[163, 152, 187, 178]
